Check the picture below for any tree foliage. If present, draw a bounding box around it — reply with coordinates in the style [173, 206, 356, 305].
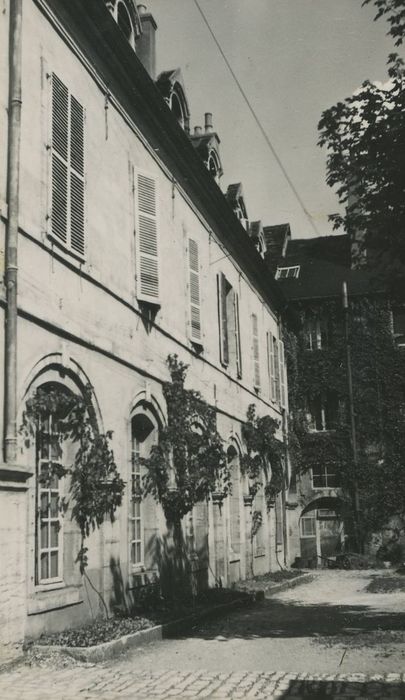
[318, 54, 405, 294]
[142, 355, 229, 523]
[363, 0, 405, 45]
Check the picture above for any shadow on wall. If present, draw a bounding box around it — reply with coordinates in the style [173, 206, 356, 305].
[108, 522, 209, 615]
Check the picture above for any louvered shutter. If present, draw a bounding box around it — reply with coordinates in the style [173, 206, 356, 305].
[51, 73, 85, 257]
[234, 293, 242, 379]
[136, 173, 160, 303]
[69, 95, 85, 256]
[273, 336, 281, 404]
[51, 74, 69, 245]
[267, 332, 275, 400]
[217, 273, 229, 365]
[279, 339, 286, 408]
[188, 238, 202, 343]
[252, 313, 260, 389]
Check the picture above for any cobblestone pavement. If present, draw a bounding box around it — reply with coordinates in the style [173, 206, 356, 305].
[1, 571, 405, 698]
[1, 666, 405, 699]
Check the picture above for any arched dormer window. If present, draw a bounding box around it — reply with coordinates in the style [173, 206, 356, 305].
[208, 151, 220, 182]
[106, 0, 142, 50]
[171, 92, 185, 127]
[117, 1, 133, 43]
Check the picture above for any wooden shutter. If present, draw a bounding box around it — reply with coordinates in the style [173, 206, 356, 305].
[252, 313, 260, 389]
[136, 172, 160, 303]
[234, 293, 242, 379]
[273, 335, 281, 404]
[51, 74, 69, 245]
[188, 238, 202, 343]
[217, 273, 229, 365]
[51, 73, 85, 257]
[69, 95, 85, 257]
[267, 332, 276, 400]
[279, 339, 286, 408]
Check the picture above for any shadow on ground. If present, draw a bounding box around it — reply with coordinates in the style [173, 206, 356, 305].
[274, 678, 405, 698]
[174, 597, 405, 644]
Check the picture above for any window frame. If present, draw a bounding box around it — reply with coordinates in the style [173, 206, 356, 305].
[129, 432, 144, 569]
[134, 169, 160, 305]
[311, 464, 340, 489]
[300, 515, 316, 538]
[275, 265, 300, 280]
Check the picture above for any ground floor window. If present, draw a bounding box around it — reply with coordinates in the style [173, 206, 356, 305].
[300, 514, 316, 538]
[36, 409, 63, 584]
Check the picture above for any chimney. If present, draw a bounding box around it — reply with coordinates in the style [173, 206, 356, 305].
[194, 126, 202, 136]
[136, 4, 157, 80]
[204, 112, 213, 133]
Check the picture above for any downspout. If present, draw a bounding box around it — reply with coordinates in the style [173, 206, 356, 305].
[4, 0, 23, 464]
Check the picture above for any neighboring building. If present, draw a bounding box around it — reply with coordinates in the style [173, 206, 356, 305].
[0, 0, 292, 658]
[268, 226, 405, 567]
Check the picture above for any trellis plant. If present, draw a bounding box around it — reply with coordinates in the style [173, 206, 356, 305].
[241, 404, 285, 511]
[142, 355, 230, 524]
[21, 383, 125, 606]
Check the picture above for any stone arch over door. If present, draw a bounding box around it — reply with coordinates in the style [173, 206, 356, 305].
[299, 497, 346, 567]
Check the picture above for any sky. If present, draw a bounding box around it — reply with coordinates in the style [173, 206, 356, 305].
[149, 0, 402, 240]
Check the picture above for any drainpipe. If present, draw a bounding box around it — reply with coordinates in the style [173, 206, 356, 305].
[4, 0, 23, 464]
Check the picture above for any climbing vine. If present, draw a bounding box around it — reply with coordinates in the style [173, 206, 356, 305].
[21, 384, 125, 580]
[142, 355, 229, 523]
[284, 297, 405, 542]
[241, 404, 285, 511]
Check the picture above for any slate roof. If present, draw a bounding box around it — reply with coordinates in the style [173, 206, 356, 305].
[276, 234, 372, 300]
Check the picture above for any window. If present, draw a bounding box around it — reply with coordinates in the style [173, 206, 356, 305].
[217, 273, 242, 377]
[188, 238, 202, 344]
[254, 484, 265, 554]
[276, 266, 300, 280]
[307, 393, 338, 431]
[300, 515, 316, 538]
[36, 412, 63, 583]
[252, 313, 261, 389]
[50, 73, 85, 258]
[228, 446, 241, 554]
[392, 308, 405, 348]
[135, 172, 160, 304]
[129, 412, 158, 569]
[279, 340, 286, 408]
[312, 464, 340, 489]
[130, 432, 142, 566]
[117, 1, 133, 43]
[304, 313, 328, 350]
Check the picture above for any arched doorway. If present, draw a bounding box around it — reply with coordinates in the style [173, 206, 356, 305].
[299, 497, 345, 567]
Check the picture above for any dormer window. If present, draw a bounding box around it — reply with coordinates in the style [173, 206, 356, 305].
[276, 265, 300, 280]
[208, 152, 220, 181]
[106, 1, 142, 51]
[117, 2, 133, 43]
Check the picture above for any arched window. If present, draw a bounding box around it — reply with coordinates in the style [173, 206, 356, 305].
[208, 153, 220, 181]
[171, 92, 184, 128]
[117, 1, 134, 45]
[35, 382, 73, 584]
[130, 411, 158, 567]
[228, 445, 241, 554]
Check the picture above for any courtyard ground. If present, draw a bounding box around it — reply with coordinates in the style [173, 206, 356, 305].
[1, 569, 405, 698]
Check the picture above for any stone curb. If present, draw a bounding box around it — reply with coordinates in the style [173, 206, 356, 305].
[29, 595, 255, 664]
[235, 572, 314, 599]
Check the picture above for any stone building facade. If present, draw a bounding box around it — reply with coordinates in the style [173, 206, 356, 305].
[0, 0, 293, 659]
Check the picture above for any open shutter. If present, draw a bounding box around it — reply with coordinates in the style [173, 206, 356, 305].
[69, 95, 85, 257]
[267, 332, 275, 400]
[188, 238, 202, 343]
[252, 313, 260, 389]
[217, 273, 229, 365]
[136, 173, 160, 303]
[273, 336, 281, 404]
[50, 73, 85, 257]
[279, 339, 286, 408]
[234, 293, 242, 378]
[51, 74, 69, 246]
